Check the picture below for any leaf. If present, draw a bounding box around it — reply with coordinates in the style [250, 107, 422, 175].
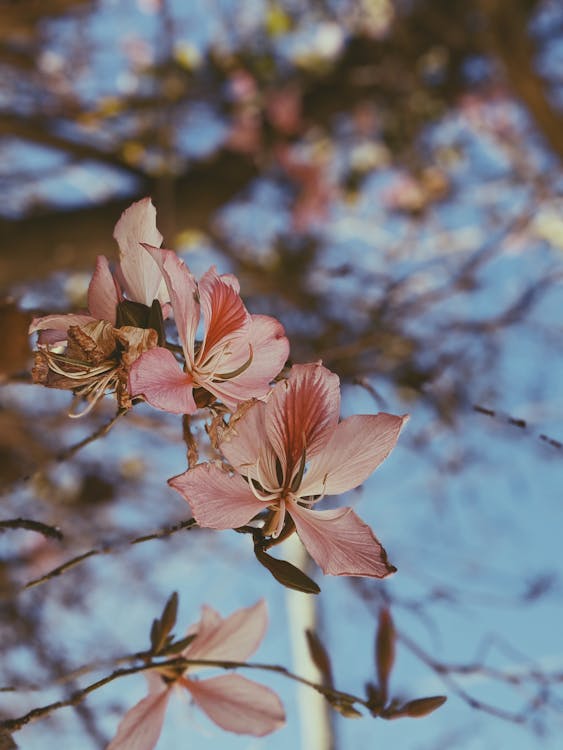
[305, 629, 333, 687]
[254, 547, 320, 594]
[375, 607, 395, 701]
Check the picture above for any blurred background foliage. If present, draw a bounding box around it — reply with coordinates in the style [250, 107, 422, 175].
[1, 1, 562, 748]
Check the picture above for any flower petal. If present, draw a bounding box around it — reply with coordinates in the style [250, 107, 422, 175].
[168, 463, 265, 529]
[186, 600, 268, 662]
[218, 400, 268, 477]
[266, 363, 340, 478]
[289, 504, 396, 578]
[113, 198, 166, 306]
[300, 413, 408, 496]
[87, 255, 120, 324]
[186, 674, 285, 736]
[198, 266, 249, 361]
[29, 313, 97, 345]
[205, 314, 289, 410]
[142, 246, 199, 364]
[129, 346, 196, 414]
[107, 684, 170, 750]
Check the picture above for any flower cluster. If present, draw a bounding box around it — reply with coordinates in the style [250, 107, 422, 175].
[29, 198, 408, 744]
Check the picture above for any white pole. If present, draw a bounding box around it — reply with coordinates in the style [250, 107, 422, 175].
[284, 535, 334, 750]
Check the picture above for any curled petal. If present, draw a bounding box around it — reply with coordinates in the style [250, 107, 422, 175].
[186, 674, 285, 736]
[198, 266, 249, 361]
[88, 255, 120, 324]
[266, 363, 340, 478]
[113, 198, 166, 306]
[107, 683, 170, 750]
[29, 313, 97, 345]
[300, 413, 408, 496]
[289, 504, 396, 578]
[206, 314, 289, 410]
[186, 600, 268, 663]
[129, 346, 196, 414]
[142, 246, 199, 364]
[168, 463, 265, 529]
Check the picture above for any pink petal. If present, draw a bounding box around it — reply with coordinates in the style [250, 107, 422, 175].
[186, 674, 285, 736]
[168, 463, 266, 529]
[113, 198, 166, 306]
[142, 246, 199, 364]
[29, 313, 97, 345]
[266, 363, 340, 479]
[129, 346, 196, 414]
[300, 413, 408, 496]
[88, 255, 120, 324]
[289, 503, 396, 578]
[218, 400, 269, 479]
[198, 267, 249, 361]
[205, 314, 289, 409]
[186, 600, 267, 663]
[107, 683, 170, 750]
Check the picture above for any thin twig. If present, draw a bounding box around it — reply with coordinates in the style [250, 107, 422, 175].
[23, 519, 198, 591]
[55, 409, 127, 463]
[0, 518, 63, 541]
[0, 655, 367, 733]
[181, 414, 199, 468]
[474, 405, 563, 452]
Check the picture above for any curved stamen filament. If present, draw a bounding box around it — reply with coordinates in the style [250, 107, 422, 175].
[195, 342, 231, 381]
[247, 477, 280, 503]
[255, 456, 280, 495]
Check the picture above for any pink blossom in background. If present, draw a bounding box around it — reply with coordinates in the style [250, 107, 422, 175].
[128, 247, 289, 414]
[107, 600, 285, 750]
[29, 198, 168, 344]
[170, 362, 408, 578]
[276, 145, 335, 232]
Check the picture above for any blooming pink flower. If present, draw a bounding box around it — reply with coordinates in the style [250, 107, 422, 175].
[128, 246, 289, 414]
[29, 198, 167, 344]
[170, 363, 408, 578]
[107, 600, 285, 750]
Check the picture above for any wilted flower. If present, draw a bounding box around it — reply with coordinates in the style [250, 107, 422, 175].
[170, 362, 407, 578]
[128, 247, 289, 414]
[107, 601, 285, 750]
[29, 197, 168, 345]
[28, 198, 171, 414]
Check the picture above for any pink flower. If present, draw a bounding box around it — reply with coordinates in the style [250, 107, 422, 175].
[107, 601, 285, 750]
[29, 198, 167, 344]
[128, 247, 289, 414]
[170, 363, 408, 578]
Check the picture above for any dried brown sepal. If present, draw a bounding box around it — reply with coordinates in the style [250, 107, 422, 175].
[67, 321, 117, 364]
[116, 325, 158, 369]
[254, 546, 320, 594]
[376, 607, 395, 703]
[305, 628, 334, 688]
